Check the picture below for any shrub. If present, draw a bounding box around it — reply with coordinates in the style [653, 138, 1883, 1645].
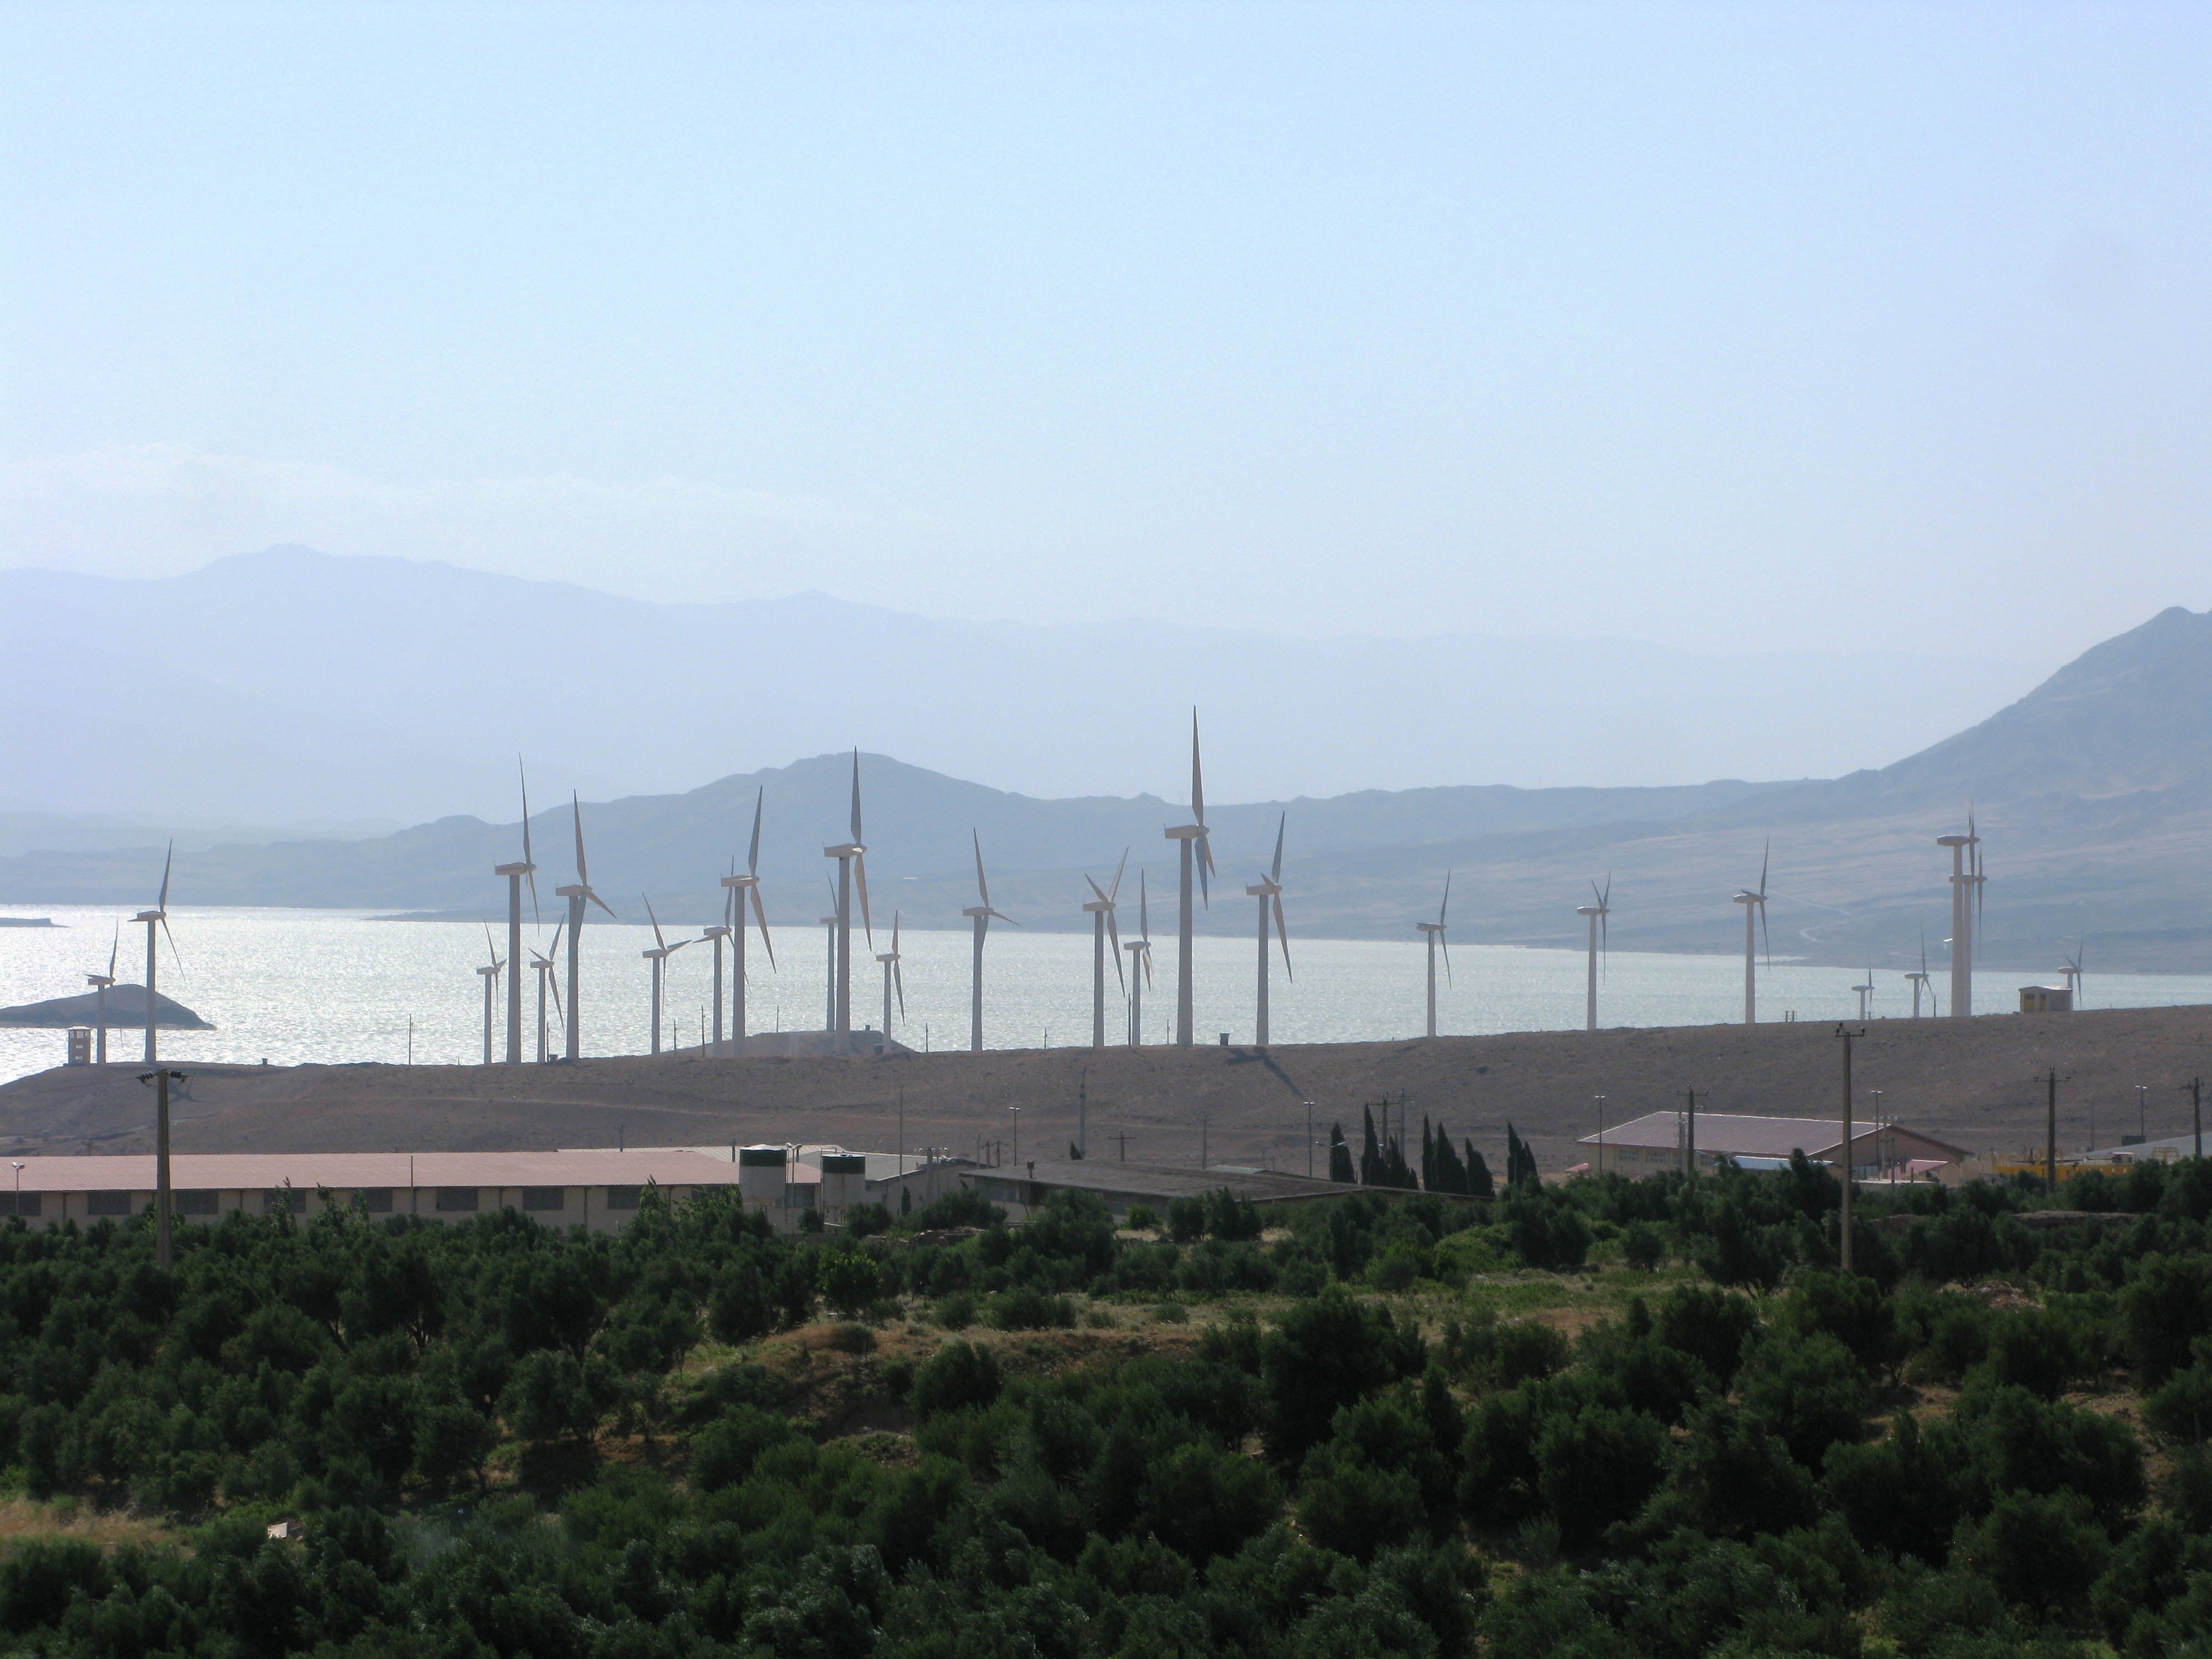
[1953, 1488, 2111, 1619]
[690, 1404, 795, 1491]
[829, 1321, 877, 1353]
[1620, 1222, 1665, 1271]
[1167, 1197, 1208, 1243]
[816, 1251, 883, 1318]
[909, 1340, 1001, 1419]
[844, 1202, 892, 1240]
[1536, 1404, 1668, 1548]
[1261, 1288, 1420, 1466]
[1124, 1204, 1161, 1234]
[933, 1291, 978, 1330]
[983, 1286, 1074, 1331]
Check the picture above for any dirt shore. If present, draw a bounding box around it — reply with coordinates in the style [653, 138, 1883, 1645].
[5, 1005, 2209, 1177]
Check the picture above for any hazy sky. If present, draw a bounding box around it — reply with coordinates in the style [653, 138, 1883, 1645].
[4, 2, 2208, 664]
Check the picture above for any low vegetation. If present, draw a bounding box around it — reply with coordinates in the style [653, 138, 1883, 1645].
[2, 1154, 2212, 1654]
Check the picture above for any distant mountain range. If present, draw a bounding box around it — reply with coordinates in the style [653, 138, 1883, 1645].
[1, 550, 2204, 974]
[1, 545, 2037, 825]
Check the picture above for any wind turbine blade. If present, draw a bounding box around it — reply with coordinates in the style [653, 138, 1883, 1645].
[549, 919, 564, 957]
[1439, 869, 1452, 926]
[549, 972, 563, 1020]
[855, 852, 873, 947]
[894, 959, 906, 1019]
[1270, 812, 1285, 883]
[484, 922, 498, 967]
[891, 911, 900, 955]
[645, 896, 667, 954]
[1274, 894, 1292, 981]
[589, 889, 618, 919]
[519, 756, 539, 922]
[973, 830, 990, 908]
[1141, 944, 1153, 988]
[723, 880, 734, 931]
[1602, 869, 1611, 909]
[1109, 847, 1128, 903]
[750, 888, 776, 968]
[1440, 930, 1452, 984]
[157, 841, 173, 912]
[1139, 869, 1150, 942]
[1760, 902, 1771, 969]
[159, 915, 182, 980]
[667, 936, 696, 956]
[1758, 838, 1769, 899]
[107, 925, 118, 980]
[748, 787, 764, 877]
[1107, 905, 1124, 991]
[1189, 708, 1205, 829]
[849, 749, 863, 844]
[1086, 873, 1110, 905]
[572, 793, 588, 885]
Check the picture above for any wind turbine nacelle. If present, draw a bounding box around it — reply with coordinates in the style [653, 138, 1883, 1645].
[494, 862, 534, 877]
[823, 843, 863, 858]
[721, 875, 758, 890]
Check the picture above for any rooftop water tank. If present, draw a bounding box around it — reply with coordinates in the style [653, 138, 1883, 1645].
[737, 1145, 787, 1206]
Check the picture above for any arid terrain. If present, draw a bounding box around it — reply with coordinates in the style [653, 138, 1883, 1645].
[5, 1003, 2209, 1175]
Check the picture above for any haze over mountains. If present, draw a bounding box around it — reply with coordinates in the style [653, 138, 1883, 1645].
[1, 547, 2039, 825]
[2, 597, 2208, 974]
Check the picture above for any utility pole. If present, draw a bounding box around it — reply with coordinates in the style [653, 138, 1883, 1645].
[1684, 1087, 1697, 1178]
[2047, 1068, 2059, 1193]
[2194, 1077, 2203, 1160]
[1834, 1026, 1864, 1272]
[137, 1068, 183, 1270]
[1306, 1102, 1314, 1179]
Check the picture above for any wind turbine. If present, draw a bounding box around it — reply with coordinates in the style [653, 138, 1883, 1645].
[529, 921, 564, 1062]
[1904, 935, 1937, 1018]
[1082, 849, 1129, 1049]
[962, 831, 1018, 1050]
[640, 897, 695, 1056]
[702, 881, 731, 1055]
[820, 874, 839, 1030]
[476, 925, 504, 1065]
[822, 750, 874, 1037]
[2062, 937, 2086, 1009]
[1125, 870, 1154, 1045]
[1575, 874, 1610, 1032]
[1730, 842, 1771, 1025]
[85, 925, 119, 1065]
[133, 843, 179, 1063]
[1937, 811, 1983, 1018]
[1244, 815, 1291, 1046]
[554, 793, 617, 1061]
[718, 789, 775, 1054]
[493, 758, 539, 1063]
[877, 912, 906, 1042]
[1415, 872, 1452, 1038]
[1163, 711, 1214, 1046]
[1853, 965, 1876, 1021]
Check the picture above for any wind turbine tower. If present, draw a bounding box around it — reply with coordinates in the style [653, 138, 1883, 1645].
[1082, 851, 1129, 1049]
[1904, 937, 1936, 1019]
[640, 898, 693, 1056]
[717, 789, 774, 1054]
[1164, 712, 1214, 1046]
[133, 843, 176, 1063]
[702, 901, 731, 1054]
[1853, 967, 1876, 1021]
[2062, 937, 2086, 1009]
[476, 926, 504, 1065]
[877, 914, 906, 1042]
[1937, 814, 1982, 1018]
[962, 831, 1016, 1050]
[1415, 873, 1452, 1038]
[1730, 843, 1771, 1025]
[822, 752, 873, 1036]
[1244, 815, 1291, 1046]
[493, 759, 540, 1064]
[85, 927, 119, 1065]
[1125, 871, 1153, 1045]
[529, 924, 564, 1062]
[1575, 875, 1610, 1032]
[554, 794, 617, 1062]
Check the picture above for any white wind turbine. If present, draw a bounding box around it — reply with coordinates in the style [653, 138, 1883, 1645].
[1082, 849, 1130, 1048]
[1163, 711, 1215, 1046]
[529, 921, 564, 1062]
[717, 789, 775, 1054]
[476, 925, 504, 1065]
[1904, 935, 1938, 1019]
[1575, 874, 1610, 1032]
[1125, 870, 1154, 1045]
[702, 881, 732, 1055]
[85, 925, 119, 1066]
[1730, 842, 1771, 1025]
[492, 758, 539, 1063]
[640, 897, 696, 1056]
[822, 751, 874, 1037]
[877, 912, 906, 1042]
[555, 794, 618, 1061]
[1853, 966, 1876, 1021]
[1244, 815, 1292, 1046]
[2062, 936, 2086, 1009]
[962, 831, 1018, 1050]
[132, 843, 180, 1063]
[1937, 810, 1984, 1018]
[1416, 872, 1452, 1038]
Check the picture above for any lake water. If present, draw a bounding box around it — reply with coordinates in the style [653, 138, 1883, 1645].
[3, 904, 2208, 1084]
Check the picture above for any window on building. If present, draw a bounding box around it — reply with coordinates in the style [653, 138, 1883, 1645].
[263, 1188, 306, 1215]
[435, 1187, 479, 1213]
[87, 1191, 133, 1217]
[175, 1191, 220, 1215]
[604, 1186, 641, 1211]
[521, 1187, 565, 1212]
[359, 1188, 393, 1213]
[0, 1192, 41, 1217]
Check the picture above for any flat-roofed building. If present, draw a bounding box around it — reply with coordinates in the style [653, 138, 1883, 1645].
[0, 1149, 742, 1234]
[606, 1145, 979, 1224]
[1575, 1111, 1967, 1181]
[962, 1159, 1357, 1225]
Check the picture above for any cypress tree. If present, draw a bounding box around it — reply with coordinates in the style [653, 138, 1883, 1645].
[1466, 1141, 1494, 1198]
[1328, 1122, 1355, 1183]
[1432, 1121, 1468, 1194]
[1421, 1116, 1436, 1192]
[1361, 1105, 1381, 1185]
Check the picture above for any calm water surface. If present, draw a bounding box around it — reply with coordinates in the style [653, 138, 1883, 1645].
[3, 905, 2208, 1085]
